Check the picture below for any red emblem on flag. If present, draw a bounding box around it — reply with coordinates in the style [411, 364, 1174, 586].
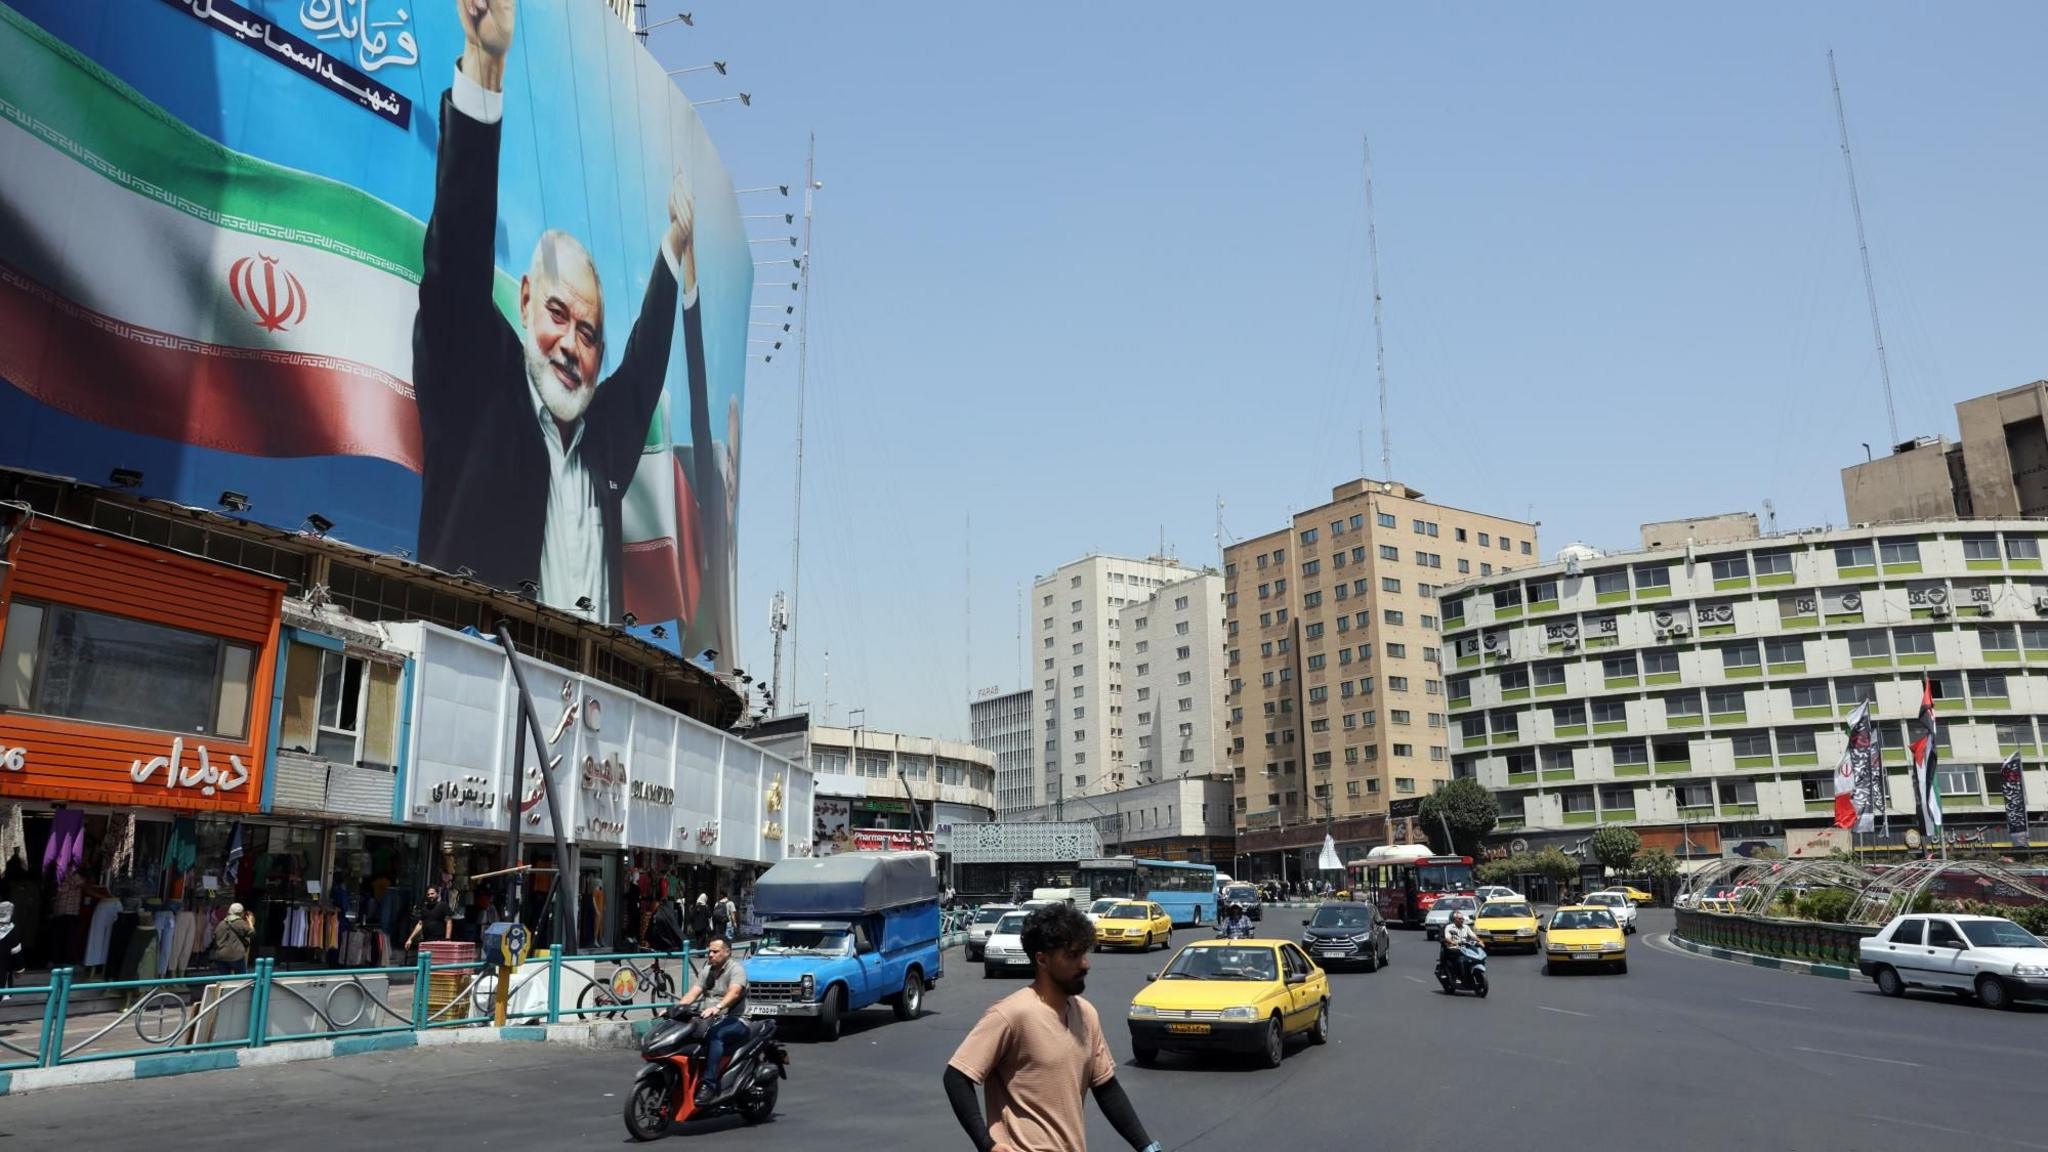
[228, 253, 308, 332]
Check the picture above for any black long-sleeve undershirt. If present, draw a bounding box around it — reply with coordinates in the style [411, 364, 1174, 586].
[943, 1066, 1155, 1152]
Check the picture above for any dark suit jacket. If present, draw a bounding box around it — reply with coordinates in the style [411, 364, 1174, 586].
[414, 91, 702, 614]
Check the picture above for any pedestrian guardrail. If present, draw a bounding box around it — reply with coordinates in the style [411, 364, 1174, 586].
[0, 944, 700, 1073]
[1673, 908, 1878, 967]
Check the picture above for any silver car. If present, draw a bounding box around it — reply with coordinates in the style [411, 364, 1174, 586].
[965, 903, 1017, 961]
[1423, 895, 1479, 941]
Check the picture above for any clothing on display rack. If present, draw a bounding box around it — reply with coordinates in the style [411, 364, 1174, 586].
[44, 810, 84, 882]
[160, 819, 197, 879]
[169, 909, 198, 977]
[83, 895, 121, 968]
[107, 813, 137, 879]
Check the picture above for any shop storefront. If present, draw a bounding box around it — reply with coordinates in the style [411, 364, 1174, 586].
[392, 621, 809, 952]
[0, 518, 283, 980]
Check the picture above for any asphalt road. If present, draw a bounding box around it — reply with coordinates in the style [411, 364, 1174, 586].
[4, 909, 2046, 1150]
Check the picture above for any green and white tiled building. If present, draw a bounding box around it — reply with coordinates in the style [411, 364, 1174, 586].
[1441, 520, 2048, 859]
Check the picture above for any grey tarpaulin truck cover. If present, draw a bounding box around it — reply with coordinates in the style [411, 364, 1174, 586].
[752, 852, 939, 917]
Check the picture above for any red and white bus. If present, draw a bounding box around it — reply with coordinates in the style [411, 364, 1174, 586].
[1345, 845, 1476, 927]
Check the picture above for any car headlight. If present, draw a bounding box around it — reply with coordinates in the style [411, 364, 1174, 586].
[1353, 933, 1375, 943]
[2012, 964, 2048, 978]
[1517, 928, 1535, 936]
[1219, 1006, 1260, 1022]
[1128, 1004, 1158, 1019]
[800, 973, 815, 999]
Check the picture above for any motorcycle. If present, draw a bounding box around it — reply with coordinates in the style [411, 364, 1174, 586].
[1216, 920, 1254, 940]
[625, 1002, 790, 1141]
[1435, 941, 1489, 998]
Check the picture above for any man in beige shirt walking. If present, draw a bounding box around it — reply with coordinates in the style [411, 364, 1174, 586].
[944, 902, 1163, 1152]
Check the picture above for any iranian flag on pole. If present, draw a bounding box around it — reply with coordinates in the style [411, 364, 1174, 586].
[1833, 700, 1874, 831]
[1912, 679, 1943, 836]
[0, 7, 692, 621]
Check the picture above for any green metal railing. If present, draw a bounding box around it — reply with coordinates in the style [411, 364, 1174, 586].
[0, 944, 702, 1073]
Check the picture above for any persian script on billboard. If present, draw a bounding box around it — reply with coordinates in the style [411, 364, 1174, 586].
[0, 0, 746, 668]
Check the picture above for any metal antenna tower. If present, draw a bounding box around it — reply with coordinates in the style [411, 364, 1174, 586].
[788, 135, 819, 714]
[1365, 135, 1392, 483]
[1828, 51, 1900, 448]
[768, 591, 787, 712]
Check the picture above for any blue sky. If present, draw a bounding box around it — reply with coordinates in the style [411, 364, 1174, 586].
[646, 2, 2048, 740]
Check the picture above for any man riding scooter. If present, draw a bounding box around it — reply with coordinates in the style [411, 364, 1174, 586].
[677, 937, 749, 1107]
[1219, 903, 1254, 940]
[1438, 910, 1482, 983]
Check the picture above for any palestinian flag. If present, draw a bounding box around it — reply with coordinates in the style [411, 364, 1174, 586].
[1911, 679, 1942, 835]
[1833, 700, 1874, 830]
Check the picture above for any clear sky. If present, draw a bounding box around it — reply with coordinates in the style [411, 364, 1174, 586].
[644, 2, 2048, 741]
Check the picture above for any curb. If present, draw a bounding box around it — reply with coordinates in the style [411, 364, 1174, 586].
[0, 1018, 657, 1098]
[1665, 933, 1863, 982]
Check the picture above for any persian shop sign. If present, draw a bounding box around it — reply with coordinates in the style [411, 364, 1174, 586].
[131, 737, 251, 797]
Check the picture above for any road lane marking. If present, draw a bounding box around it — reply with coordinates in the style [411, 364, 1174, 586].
[1489, 1046, 1572, 1066]
[1860, 1115, 2048, 1150]
[1404, 975, 1427, 985]
[1738, 998, 1814, 1012]
[1793, 1046, 1920, 1067]
[1536, 1005, 1590, 1017]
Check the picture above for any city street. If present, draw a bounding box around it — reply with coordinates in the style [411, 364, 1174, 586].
[4, 910, 2045, 1150]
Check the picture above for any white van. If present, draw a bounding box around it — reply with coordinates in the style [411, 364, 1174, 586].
[1030, 887, 1091, 906]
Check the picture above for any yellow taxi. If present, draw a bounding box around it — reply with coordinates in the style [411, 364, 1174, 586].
[1543, 905, 1628, 975]
[1093, 901, 1174, 952]
[1473, 900, 1540, 953]
[1607, 884, 1654, 905]
[1127, 939, 1331, 1069]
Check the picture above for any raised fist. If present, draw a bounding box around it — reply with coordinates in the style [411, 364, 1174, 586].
[457, 0, 516, 59]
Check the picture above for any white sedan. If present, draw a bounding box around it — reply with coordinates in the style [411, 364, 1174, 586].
[981, 911, 1036, 978]
[1858, 912, 2048, 1009]
[1085, 898, 1121, 924]
[1584, 891, 1638, 933]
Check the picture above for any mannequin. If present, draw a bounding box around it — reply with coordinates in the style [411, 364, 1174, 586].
[0, 900, 22, 1000]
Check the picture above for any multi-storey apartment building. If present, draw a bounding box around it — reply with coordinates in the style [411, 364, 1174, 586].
[1032, 554, 1204, 807]
[1120, 572, 1229, 786]
[970, 688, 1038, 817]
[1443, 519, 2048, 865]
[1225, 479, 1536, 879]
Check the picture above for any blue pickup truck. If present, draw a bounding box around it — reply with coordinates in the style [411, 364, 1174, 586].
[740, 851, 944, 1041]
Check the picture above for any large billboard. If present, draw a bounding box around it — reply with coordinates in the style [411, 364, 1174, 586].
[0, 0, 745, 667]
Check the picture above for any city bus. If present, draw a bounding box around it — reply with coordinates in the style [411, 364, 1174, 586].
[1076, 857, 1219, 927]
[1345, 845, 1475, 928]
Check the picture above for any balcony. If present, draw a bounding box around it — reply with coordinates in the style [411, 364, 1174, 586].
[1667, 714, 1704, 729]
[1896, 652, 1937, 668]
[1561, 810, 1598, 826]
[1713, 575, 1753, 592]
[1733, 754, 1775, 771]
[1596, 588, 1630, 605]
[1604, 676, 1639, 690]
[1985, 648, 2023, 664]
[1501, 687, 1531, 703]
[1611, 762, 1651, 777]
[1767, 662, 1806, 676]
[1655, 760, 1690, 775]
[1720, 803, 1761, 817]
[1644, 672, 1681, 687]
[1507, 770, 1537, 786]
[1541, 765, 1576, 782]
[1554, 724, 1588, 739]
[1602, 807, 1636, 822]
[1972, 696, 2009, 711]
[1535, 682, 1568, 697]
[1779, 751, 1820, 766]
[1791, 705, 1834, 720]
[1593, 720, 1629, 735]
[1723, 664, 1762, 679]
[1850, 654, 1892, 669]
[1836, 563, 1877, 580]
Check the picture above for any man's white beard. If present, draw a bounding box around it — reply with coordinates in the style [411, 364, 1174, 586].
[525, 331, 595, 426]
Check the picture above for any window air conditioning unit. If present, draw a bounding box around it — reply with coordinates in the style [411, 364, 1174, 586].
[1561, 637, 1579, 650]
[2035, 596, 2048, 615]
[1928, 603, 1952, 619]
[1668, 621, 1690, 636]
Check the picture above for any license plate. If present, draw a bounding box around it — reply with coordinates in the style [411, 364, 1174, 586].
[1167, 1023, 1211, 1034]
[1572, 953, 1599, 960]
[1318, 949, 1346, 957]
[747, 1004, 782, 1016]
[1006, 956, 1033, 965]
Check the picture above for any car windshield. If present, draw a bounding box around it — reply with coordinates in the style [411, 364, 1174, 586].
[1480, 904, 1532, 920]
[997, 913, 1029, 933]
[1960, 920, 2045, 949]
[1089, 899, 1120, 914]
[1587, 893, 1624, 906]
[1108, 904, 1152, 920]
[1551, 909, 1617, 930]
[1162, 946, 1279, 982]
[1223, 885, 1258, 902]
[974, 907, 1014, 925]
[1435, 897, 1477, 913]
[1311, 907, 1374, 930]
[755, 927, 852, 955]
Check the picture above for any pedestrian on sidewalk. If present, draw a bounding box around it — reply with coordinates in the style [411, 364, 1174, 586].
[944, 902, 1163, 1152]
[211, 904, 254, 976]
[406, 886, 453, 954]
[711, 891, 735, 942]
